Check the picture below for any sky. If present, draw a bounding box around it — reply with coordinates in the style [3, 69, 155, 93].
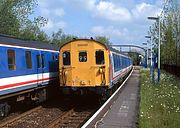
[33, 0, 164, 46]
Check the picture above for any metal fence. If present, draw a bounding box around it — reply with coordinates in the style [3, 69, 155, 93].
[161, 64, 180, 77]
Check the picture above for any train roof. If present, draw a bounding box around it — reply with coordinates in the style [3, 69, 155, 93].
[60, 38, 109, 50]
[107, 46, 131, 58]
[0, 34, 59, 51]
[61, 38, 131, 58]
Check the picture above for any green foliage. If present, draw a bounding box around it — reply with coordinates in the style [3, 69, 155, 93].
[18, 22, 49, 42]
[161, 14, 177, 65]
[95, 36, 112, 45]
[139, 70, 180, 128]
[18, 16, 49, 42]
[12, 0, 37, 27]
[149, 0, 180, 66]
[0, 0, 49, 42]
[50, 31, 112, 46]
[51, 29, 77, 46]
[128, 52, 140, 65]
[0, 0, 20, 35]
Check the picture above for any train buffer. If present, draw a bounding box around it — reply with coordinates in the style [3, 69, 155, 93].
[82, 68, 140, 128]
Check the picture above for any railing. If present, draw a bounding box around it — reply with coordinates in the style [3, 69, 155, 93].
[161, 64, 180, 77]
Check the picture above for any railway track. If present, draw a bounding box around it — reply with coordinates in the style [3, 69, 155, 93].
[0, 95, 99, 128]
[48, 108, 94, 128]
[0, 106, 42, 128]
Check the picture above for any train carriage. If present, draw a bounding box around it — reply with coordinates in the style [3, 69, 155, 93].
[59, 39, 132, 95]
[0, 34, 59, 116]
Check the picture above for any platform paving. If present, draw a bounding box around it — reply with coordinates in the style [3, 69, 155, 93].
[97, 69, 140, 128]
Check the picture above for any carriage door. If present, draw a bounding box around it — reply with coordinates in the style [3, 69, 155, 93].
[36, 52, 45, 85]
[95, 50, 105, 85]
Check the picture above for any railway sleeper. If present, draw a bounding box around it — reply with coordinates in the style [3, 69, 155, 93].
[69, 117, 87, 120]
[68, 119, 84, 123]
[62, 122, 79, 126]
[59, 124, 78, 128]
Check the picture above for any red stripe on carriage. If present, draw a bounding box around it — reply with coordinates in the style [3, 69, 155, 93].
[0, 77, 55, 90]
[112, 66, 130, 80]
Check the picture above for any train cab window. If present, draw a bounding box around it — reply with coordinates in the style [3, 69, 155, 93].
[63, 51, 70, 65]
[79, 52, 87, 62]
[96, 50, 104, 65]
[25, 51, 32, 69]
[36, 54, 41, 68]
[8, 49, 16, 70]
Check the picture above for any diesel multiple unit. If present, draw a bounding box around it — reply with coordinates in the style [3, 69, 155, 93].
[59, 39, 132, 95]
[0, 35, 59, 116]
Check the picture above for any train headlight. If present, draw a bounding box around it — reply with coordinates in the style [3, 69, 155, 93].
[64, 71, 68, 75]
[99, 68, 103, 73]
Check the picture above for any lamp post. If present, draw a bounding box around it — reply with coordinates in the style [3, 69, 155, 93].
[148, 16, 161, 82]
[145, 35, 152, 74]
[142, 42, 148, 68]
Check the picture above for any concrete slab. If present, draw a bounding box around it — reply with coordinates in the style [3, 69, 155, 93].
[97, 70, 140, 128]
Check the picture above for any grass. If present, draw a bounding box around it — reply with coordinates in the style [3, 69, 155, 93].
[139, 69, 180, 128]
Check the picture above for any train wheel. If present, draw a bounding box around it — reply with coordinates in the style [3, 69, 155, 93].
[98, 96, 104, 105]
[98, 92, 109, 105]
[107, 89, 113, 97]
[0, 103, 10, 117]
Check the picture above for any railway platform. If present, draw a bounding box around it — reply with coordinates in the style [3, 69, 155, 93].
[96, 69, 140, 128]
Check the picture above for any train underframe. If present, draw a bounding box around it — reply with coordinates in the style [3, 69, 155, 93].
[0, 82, 59, 117]
[60, 81, 122, 100]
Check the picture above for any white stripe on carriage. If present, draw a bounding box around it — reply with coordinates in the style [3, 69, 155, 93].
[0, 72, 58, 86]
[0, 44, 59, 53]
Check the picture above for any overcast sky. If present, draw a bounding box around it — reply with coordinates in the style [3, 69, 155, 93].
[33, 0, 163, 46]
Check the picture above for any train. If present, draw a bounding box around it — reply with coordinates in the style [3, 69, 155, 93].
[0, 34, 59, 116]
[59, 39, 133, 97]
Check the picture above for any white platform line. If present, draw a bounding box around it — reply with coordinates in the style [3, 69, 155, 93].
[81, 67, 134, 128]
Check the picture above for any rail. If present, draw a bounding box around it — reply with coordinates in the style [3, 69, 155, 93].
[47, 107, 95, 128]
[0, 106, 42, 127]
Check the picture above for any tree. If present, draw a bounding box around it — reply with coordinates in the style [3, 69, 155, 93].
[95, 36, 112, 45]
[0, 0, 20, 35]
[19, 22, 49, 42]
[128, 52, 141, 65]
[51, 29, 77, 46]
[12, 0, 37, 29]
[0, 0, 49, 42]
[149, 0, 180, 66]
[18, 16, 49, 42]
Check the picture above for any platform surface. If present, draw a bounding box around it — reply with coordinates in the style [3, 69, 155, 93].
[97, 70, 140, 128]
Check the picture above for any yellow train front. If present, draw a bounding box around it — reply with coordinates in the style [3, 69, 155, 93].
[59, 39, 132, 95]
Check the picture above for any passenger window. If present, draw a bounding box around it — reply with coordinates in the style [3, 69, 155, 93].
[36, 54, 41, 68]
[79, 51, 87, 62]
[52, 53, 55, 61]
[42, 54, 45, 68]
[63, 51, 70, 65]
[96, 50, 104, 65]
[55, 55, 58, 60]
[25, 51, 32, 69]
[8, 49, 16, 70]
